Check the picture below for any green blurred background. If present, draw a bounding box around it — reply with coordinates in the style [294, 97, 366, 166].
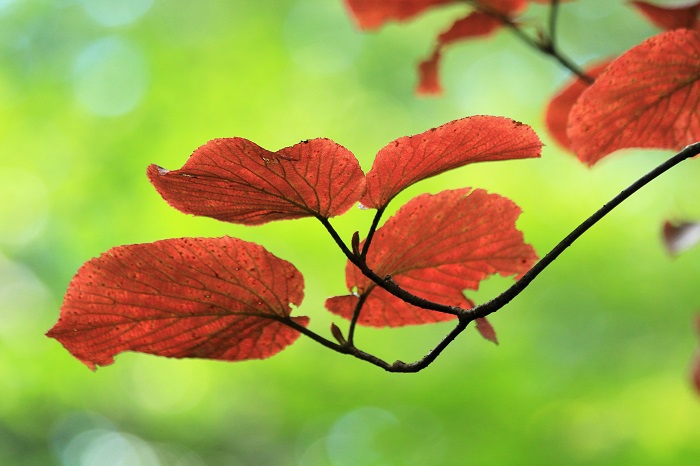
[2, 0, 699, 464]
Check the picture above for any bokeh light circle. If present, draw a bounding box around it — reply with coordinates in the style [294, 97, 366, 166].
[73, 36, 148, 117]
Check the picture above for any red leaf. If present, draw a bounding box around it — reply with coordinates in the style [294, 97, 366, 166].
[631, 1, 700, 31]
[567, 29, 700, 166]
[417, 12, 502, 95]
[148, 138, 365, 225]
[437, 11, 502, 46]
[46, 237, 308, 369]
[344, 1, 523, 94]
[662, 220, 700, 255]
[477, 0, 527, 15]
[326, 189, 537, 327]
[544, 61, 611, 150]
[343, 0, 454, 30]
[361, 116, 542, 209]
[417, 50, 444, 95]
[475, 317, 498, 344]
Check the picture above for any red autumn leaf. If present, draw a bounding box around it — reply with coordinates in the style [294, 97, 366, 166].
[477, 0, 527, 15]
[662, 220, 700, 255]
[437, 10, 503, 46]
[417, 11, 502, 95]
[326, 188, 537, 327]
[631, 1, 700, 31]
[417, 50, 444, 95]
[567, 29, 700, 166]
[344, 1, 525, 94]
[361, 116, 542, 209]
[46, 237, 308, 369]
[544, 61, 611, 150]
[343, 0, 525, 30]
[148, 137, 365, 226]
[343, 0, 454, 30]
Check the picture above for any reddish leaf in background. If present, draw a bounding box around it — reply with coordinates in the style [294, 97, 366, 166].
[326, 189, 537, 327]
[662, 220, 700, 255]
[631, 1, 700, 31]
[568, 29, 700, 166]
[148, 137, 365, 225]
[417, 11, 502, 95]
[343, 0, 453, 30]
[344, 1, 526, 94]
[46, 237, 308, 369]
[343, 0, 525, 30]
[361, 116, 542, 209]
[544, 61, 610, 150]
[477, 0, 527, 15]
[417, 50, 444, 94]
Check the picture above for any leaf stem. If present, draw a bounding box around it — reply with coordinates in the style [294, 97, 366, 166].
[347, 292, 368, 344]
[283, 312, 396, 369]
[281, 316, 344, 352]
[361, 206, 386, 259]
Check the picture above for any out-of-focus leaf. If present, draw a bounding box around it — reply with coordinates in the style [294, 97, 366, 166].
[417, 50, 444, 95]
[630, 1, 700, 31]
[343, 0, 453, 30]
[544, 61, 611, 150]
[662, 220, 700, 255]
[417, 12, 502, 95]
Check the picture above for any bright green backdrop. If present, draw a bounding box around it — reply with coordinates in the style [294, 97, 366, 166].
[1, 0, 699, 465]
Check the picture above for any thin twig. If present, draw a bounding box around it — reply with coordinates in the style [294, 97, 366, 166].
[361, 206, 386, 259]
[347, 292, 368, 344]
[547, 0, 561, 49]
[469, 0, 593, 83]
[281, 316, 344, 352]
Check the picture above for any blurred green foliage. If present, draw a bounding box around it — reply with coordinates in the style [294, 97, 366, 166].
[1, 0, 699, 464]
